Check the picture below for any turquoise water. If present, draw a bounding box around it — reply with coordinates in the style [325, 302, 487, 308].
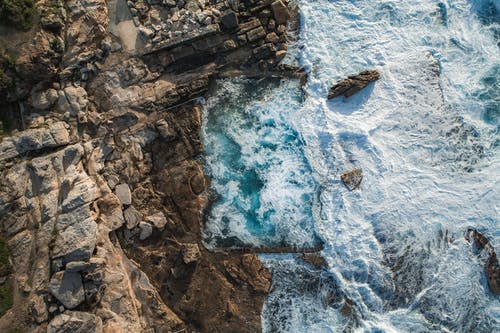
[202, 78, 321, 248]
[202, 0, 499, 331]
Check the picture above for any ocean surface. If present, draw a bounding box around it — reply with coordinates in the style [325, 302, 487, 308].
[201, 0, 500, 332]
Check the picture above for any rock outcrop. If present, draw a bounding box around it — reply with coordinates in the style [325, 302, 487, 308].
[340, 168, 363, 191]
[0, 0, 298, 332]
[327, 70, 380, 99]
[466, 229, 500, 294]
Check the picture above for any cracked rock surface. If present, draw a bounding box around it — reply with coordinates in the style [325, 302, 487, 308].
[0, 0, 300, 332]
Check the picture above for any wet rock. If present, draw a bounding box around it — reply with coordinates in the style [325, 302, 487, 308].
[486, 254, 500, 294]
[466, 229, 500, 294]
[47, 311, 103, 333]
[328, 70, 380, 99]
[275, 50, 287, 63]
[271, 0, 290, 25]
[181, 243, 201, 264]
[115, 184, 132, 206]
[467, 229, 489, 251]
[253, 43, 277, 60]
[300, 253, 327, 269]
[124, 206, 142, 229]
[220, 10, 238, 29]
[340, 168, 363, 191]
[48, 271, 85, 309]
[139, 222, 153, 240]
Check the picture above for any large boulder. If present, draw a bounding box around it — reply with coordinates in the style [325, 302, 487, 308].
[220, 10, 239, 30]
[48, 271, 85, 309]
[271, 1, 290, 25]
[47, 311, 103, 333]
[328, 70, 380, 99]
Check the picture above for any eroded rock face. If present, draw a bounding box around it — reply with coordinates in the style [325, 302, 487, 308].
[0, 0, 294, 331]
[47, 311, 103, 333]
[328, 70, 380, 99]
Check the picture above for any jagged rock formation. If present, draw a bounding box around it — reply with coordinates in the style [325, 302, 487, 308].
[0, 0, 298, 332]
[327, 70, 380, 99]
[466, 229, 500, 294]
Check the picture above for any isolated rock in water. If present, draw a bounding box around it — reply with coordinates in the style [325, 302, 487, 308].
[486, 254, 500, 294]
[466, 228, 489, 251]
[300, 253, 327, 269]
[115, 183, 132, 206]
[48, 271, 85, 309]
[328, 70, 380, 99]
[47, 311, 103, 333]
[341, 169, 363, 190]
[466, 229, 500, 294]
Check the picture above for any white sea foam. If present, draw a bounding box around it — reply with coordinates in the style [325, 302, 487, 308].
[201, 79, 320, 248]
[261, 0, 500, 332]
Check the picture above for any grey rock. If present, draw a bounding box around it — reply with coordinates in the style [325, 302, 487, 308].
[32, 88, 58, 110]
[124, 206, 142, 229]
[0, 122, 70, 161]
[115, 183, 132, 205]
[106, 174, 120, 189]
[146, 212, 168, 229]
[138, 222, 153, 240]
[52, 217, 97, 264]
[47, 311, 103, 333]
[48, 271, 85, 309]
[220, 10, 238, 29]
[58, 86, 88, 115]
[66, 261, 92, 273]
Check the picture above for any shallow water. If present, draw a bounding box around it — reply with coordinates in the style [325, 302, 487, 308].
[202, 0, 499, 331]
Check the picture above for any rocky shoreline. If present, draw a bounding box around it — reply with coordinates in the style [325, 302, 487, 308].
[0, 0, 310, 332]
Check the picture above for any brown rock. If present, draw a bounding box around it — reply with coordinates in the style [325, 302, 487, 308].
[340, 169, 363, 191]
[328, 70, 380, 99]
[266, 32, 280, 44]
[300, 253, 327, 269]
[181, 243, 201, 264]
[486, 254, 500, 294]
[271, 1, 291, 25]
